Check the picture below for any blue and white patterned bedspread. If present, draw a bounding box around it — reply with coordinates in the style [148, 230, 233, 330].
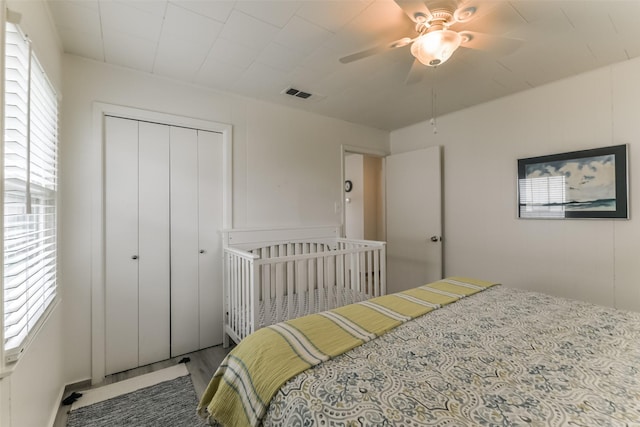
[263, 286, 640, 426]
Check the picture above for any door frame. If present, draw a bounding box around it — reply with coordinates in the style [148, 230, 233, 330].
[90, 103, 233, 383]
[340, 145, 388, 239]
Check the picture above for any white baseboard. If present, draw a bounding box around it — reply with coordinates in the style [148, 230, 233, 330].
[47, 383, 66, 427]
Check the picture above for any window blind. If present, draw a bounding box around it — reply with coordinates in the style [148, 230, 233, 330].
[519, 175, 566, 218]
[3, 22, 58, 356]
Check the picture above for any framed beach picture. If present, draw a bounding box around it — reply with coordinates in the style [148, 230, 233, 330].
[518, 144, 628, 219]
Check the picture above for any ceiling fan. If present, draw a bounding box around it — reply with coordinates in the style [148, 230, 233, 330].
[339, 0, 522, 82]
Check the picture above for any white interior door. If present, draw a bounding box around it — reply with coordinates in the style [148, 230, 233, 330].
[105, 117, 140, 375]
[170, 126, 200, 357]
[197, 130, 224, 348]
[386, 146, 442, 294]
[137, 122, 171, 366]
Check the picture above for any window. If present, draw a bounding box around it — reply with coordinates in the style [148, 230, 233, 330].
[3, 22, 58, 360]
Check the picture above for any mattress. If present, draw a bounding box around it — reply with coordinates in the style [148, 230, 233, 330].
[257, 286, 371, 327]
[263, 285, 640, 426]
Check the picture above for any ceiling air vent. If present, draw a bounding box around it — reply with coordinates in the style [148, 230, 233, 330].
[282, 87, 314, 100]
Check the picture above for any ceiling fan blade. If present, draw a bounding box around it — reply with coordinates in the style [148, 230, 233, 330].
[459, 31, 523, 56]
[339, 37, 414, 64]
[404, 59, 424, 85]
[394, 0, 431, 23]
[453, 0, 499, 23]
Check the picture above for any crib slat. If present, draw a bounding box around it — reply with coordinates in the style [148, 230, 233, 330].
[306, 259, 319, 311]
[297, 259, 304, 318]
[263, 263, 271, 327]
[300, 243, 308, 317]
[248, 258, 252, 336]
[241, 258, 247, 337]
[226, 254, 231, 335]
[241, 258, 246, 337]
[356, 248, 362, 303]
[317, 256, 325, 312]
[327, 255, 340, 308]
[287, 260, 295, 321]
[276, 262, 284, 323]
[337, 253, 344, 310]
[344, 244, 358, 308]
[380, 245, 386, 295]
[232, 256, 237, 337]
[263, 247, 276, 326]
[373, 249, 380, 297]
[318, 257, 334, 310]
[232, 258, 242, 336]
[227, 254, 233, 338]
[271, 249, 282, 323]
[247, 259, 252, 337]
[352, 247, 357, 296]
[246, 258, 251, 337]
[308, 246, 315, 316]
[349, 244, 356, 305]
[368, 250, 373, 298]
[330, 254, 344, 308]
[232, 258, 242, 337]
[237, 258, 242, 336]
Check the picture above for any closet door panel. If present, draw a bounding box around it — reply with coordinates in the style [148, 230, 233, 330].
[170, 126, 200, 356]
[138, 122, 171, 366]
[105, 117, 139, 375]
[198, 131, 224, 348]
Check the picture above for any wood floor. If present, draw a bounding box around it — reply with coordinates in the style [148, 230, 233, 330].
[53, 344, 233, 427]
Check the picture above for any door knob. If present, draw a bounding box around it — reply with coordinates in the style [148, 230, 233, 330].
[430, 236, 441, 242]
[199, 249, 205, 254]
[131, 255, 139, 260]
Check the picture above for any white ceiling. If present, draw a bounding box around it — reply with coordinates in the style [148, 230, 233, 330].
[47, 0, 640, 131]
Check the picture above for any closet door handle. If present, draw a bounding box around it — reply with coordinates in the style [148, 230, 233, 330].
[199, 249, 205, 254]
[131, 255, 139, 260]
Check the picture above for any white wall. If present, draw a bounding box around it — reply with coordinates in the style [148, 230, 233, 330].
[1, 1, 65, 426]
[60, 55, 389, 386]
[391, 58, 640, 312]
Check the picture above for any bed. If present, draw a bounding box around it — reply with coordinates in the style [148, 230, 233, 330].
[222, 226, 386, 346]
[199, 277, 640, 427]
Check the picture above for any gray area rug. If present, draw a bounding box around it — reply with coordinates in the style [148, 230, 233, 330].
[66, 375, 206, 427]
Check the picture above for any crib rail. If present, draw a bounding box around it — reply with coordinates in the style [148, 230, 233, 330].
[223, 238, 386, 345]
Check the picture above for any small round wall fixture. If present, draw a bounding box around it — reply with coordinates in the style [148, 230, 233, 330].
[344, 180, 353, 192]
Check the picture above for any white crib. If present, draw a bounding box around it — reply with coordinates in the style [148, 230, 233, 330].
[222, 226, 386, 346]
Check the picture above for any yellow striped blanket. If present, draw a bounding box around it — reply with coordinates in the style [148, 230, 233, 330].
[197, 277, 498, 427]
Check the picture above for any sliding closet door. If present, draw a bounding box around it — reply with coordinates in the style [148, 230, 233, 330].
[105, 117, 139, 375]
[170, 127, 200, 356]
[198, 130, 224, 348]
[137, 122, 171, 366]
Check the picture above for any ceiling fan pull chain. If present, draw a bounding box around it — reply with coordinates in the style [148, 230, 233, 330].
[431, 83, 437, 134]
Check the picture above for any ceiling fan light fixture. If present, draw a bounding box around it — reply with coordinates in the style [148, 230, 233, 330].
[411, 29, 462, 66]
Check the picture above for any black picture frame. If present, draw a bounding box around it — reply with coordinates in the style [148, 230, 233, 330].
[518, 144, 628, 219]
